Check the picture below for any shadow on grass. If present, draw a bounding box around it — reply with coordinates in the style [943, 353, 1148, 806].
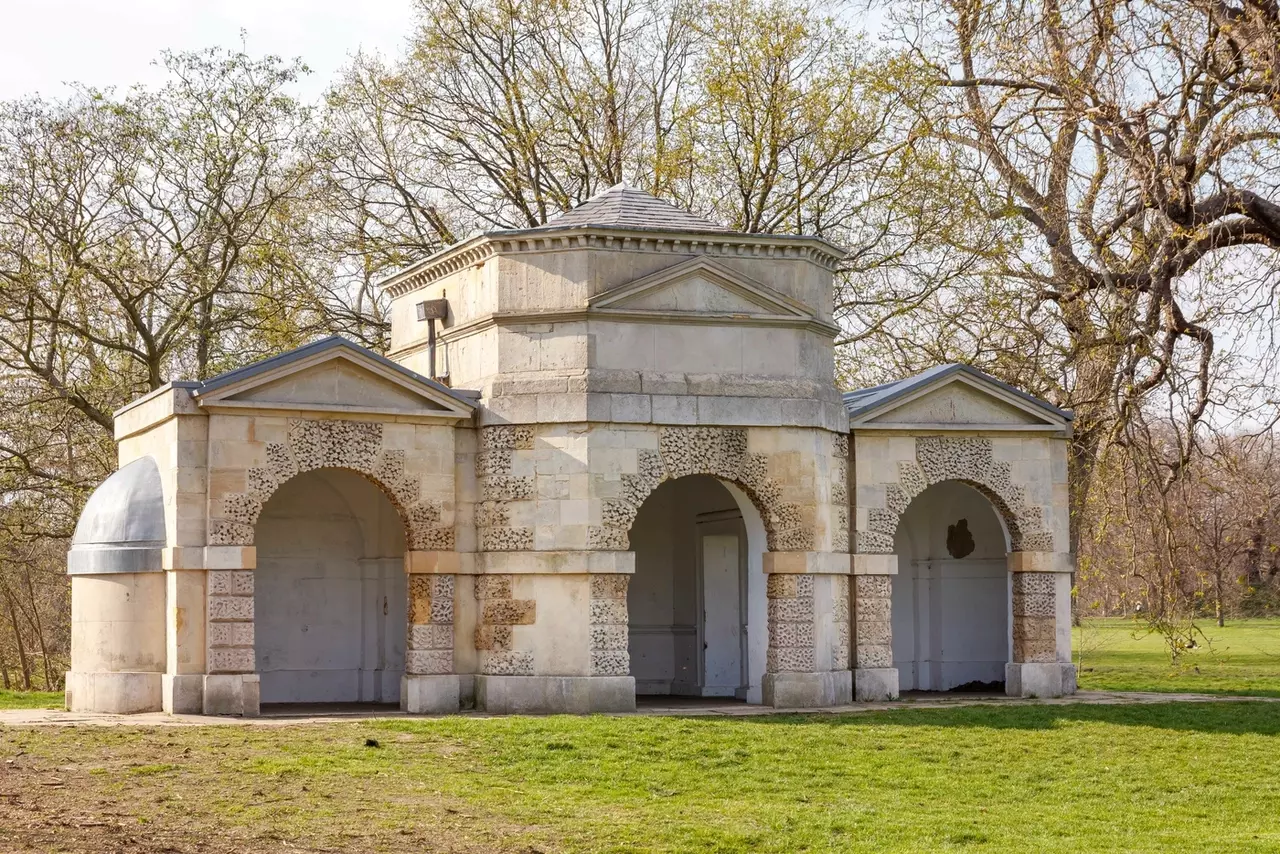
[742, 700, 1280, 736]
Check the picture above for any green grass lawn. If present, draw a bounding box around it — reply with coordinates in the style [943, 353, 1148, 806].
[4, 702, 1280, 853]
[0, 688, 62, 710]
[1075, 617, 1280, 697]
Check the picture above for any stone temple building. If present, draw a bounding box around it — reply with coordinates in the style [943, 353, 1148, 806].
[65, 185, 1077, 716]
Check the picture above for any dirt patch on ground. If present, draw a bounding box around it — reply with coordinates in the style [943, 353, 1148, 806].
[0, 726, 548, 854]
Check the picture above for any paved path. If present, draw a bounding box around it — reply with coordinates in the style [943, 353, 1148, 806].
[2, 690, 1276, 727]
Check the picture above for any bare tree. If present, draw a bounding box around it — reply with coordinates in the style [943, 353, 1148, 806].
[856, 0, 1280, 547]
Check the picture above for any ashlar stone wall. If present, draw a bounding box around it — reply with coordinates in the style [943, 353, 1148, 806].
[850, 431, 1074, 699]
[201, 414, 461, 685]
[465, 420, 850, 704]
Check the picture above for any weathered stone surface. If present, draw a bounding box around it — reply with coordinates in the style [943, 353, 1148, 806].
[589, 599, 628, 625]
[410, 624, 454, 650]
[208, 596, 253, 622]
[475, 575, 514, 600]
[589, 574, 629, 599]
[207, 648, 255, 673]
[207, 570, 253, 596]
[482, 599, 536, 625]
[207, 622, 254, 647]
[481, 650, 535, 676]
[474, 625, 514, 651]
[855, 435, 1055, 555]
[407, 649, 455, 675]
[855, 574, 892, 600]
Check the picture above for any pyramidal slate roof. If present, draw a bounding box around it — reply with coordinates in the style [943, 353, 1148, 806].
[542, 184, 727, 232]
[842, 363, 1073, 421]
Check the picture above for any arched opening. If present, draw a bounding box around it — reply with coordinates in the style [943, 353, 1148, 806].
[254, 468, 408, 707]
[626, 474, 768, 703]
[891, 480, 1010, 692]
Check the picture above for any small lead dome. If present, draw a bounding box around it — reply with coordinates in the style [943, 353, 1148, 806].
[68, 456, 166, 575]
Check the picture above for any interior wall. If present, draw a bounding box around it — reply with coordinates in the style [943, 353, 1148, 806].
[627, 475, 741, 695]
[891, 480, 1009, 691]
[254, 468, 407, 704]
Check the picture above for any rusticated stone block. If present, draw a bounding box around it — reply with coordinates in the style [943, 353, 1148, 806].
[867, 508, 897, 535]
[482, 599, 536, 625]
[428, 574, 455, 601]
[208, 596, 253, 622]
[591, 650, 630, 676]
[221, 493, 261, 525]
[207, 570, 254, 596]
[475, 575, 513, 600]
[590, 625, 628, 651]
[767, 574, 798, 598]
[794, 574, 815, 597]
[855, 643, 893, 669]
[1012, 571, 1056, 596]
[208, 520, 254, 547]
[410, 624, 454, 650]
[406, 649, 454, 675]
[589, 599, 628, 625]
[855, 595, 891, 623]
[480, 425, 534, 451]
[587, 526, 630, 550]
[855, 531, 894, 554]
[857, 620, 891, 646]
[474, 625, 514, 651]
[475, 501, 510, 528]
[475, 450, 513, 476]
[767, 646, 816, 673]
[589, 575, 629, 599]
[208, 647, 255, 673]
[1013, 592, 1056, 618]
[480, 475, 534, 501]
[481, 650, 535, 675]
[413, 525, 456, 551]
[479, 527, 534, 551]
[429, 596, 454, 625]
[408, 576, 433, 625]
[768, 598, 814, 623]
[207, 622, 254, 647]
[855, 575, 892, 600]
[770, 621, 815, 648]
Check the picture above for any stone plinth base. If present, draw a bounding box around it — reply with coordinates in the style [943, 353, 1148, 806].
[65, 671, 162, 714]
[162, 674, 204, 714]
[853, 667, 900, 702]
[762, 670, 852, 708]
[1006, 662, 1076, 698]
[203, 674, 260, 716]
[474, 675, 635, 714]
[401, 674, 461, 714]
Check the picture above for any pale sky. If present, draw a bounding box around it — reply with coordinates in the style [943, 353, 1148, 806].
[0, 0, 417, 101]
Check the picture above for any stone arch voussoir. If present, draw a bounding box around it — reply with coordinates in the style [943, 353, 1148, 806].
[591, 426, 812, 552]
[207, 418, 452, 550]
[857, 436, 1053, 555]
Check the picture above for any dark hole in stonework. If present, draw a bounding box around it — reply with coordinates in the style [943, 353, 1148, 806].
[946, 518, 975, 558]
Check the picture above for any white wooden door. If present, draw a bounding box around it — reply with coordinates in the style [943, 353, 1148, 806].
[698, 517, 746, 694]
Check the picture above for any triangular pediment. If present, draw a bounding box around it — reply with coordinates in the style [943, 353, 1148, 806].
[193, 337, 474, 421]
[588, 257, 813, 320]
[847, 366, 1071, 433]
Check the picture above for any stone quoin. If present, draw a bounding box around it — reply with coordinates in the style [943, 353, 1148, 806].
[65, 185, 1076, 715]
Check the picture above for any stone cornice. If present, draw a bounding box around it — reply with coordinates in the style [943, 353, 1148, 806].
[380, 226, 848, 298]
[389, 308, 840, 362]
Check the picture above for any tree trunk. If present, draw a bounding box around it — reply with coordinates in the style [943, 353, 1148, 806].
[20, 560, 54, 690]
[0, 636, 11, 689]
[1215, 571, 1225, 628]
[2, 583, 32, 691]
